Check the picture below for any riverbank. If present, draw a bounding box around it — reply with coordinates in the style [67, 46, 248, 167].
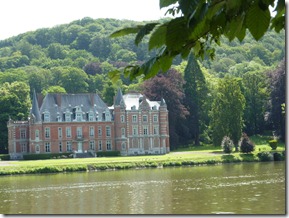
[0, 144, 285, 176]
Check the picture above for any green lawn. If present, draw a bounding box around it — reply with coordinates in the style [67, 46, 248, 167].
[0, 134, 285, 176]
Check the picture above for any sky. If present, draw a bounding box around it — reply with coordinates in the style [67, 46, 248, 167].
[0, 0, 169, 40]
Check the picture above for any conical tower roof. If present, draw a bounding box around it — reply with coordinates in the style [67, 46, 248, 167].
[31, 90, 41, 122]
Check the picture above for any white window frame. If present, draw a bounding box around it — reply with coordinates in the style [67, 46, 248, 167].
[20, 129, 26, 139]
[143, 126, 148, 135]
[89, 140, 95, 150]
[76, 127, 82, 138]
[121, 115, 125, 123]
[143, 115, 148, 122]
[59, 141, 63, 152]
[106, 140, 112, 151]
[45, 142, 51, 153]
[98, 140, 102, 151]
[132, 115, 137, 123]
[45, 127, 50, 139]
[153, 115, 158, 122]
[58, 127, 62, 138]
[106, 126, 111, 137]
[21, 143, 27, 153]
[66, 127, 71, 138]
[89, 126, 94, 137]
[66, 141, 72, 152]
[98, 126, 102, 137]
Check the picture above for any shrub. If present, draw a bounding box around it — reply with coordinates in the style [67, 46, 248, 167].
[239, 133, 255, 153]
[23, 153, 72, 160]
[273, 152, 284, 161]
[0, 154, 10, 160]
[268, 140, 278, 150]
[257, 151, 274, 161]
[221, 136, 234, 153]
[96, 151, 120, 157]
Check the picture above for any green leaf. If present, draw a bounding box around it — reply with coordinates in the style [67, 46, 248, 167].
[159, 54, 173, 72]
[245, 4, 270, 40]
[159, 0, 178, 9]
[225, 15, 245, 41]
[139, 57, 160, 79]
[108, 70, 120, 84]
[135, 23, 159, 45]
[178, 0, 199, 17]
[110, 27, 141, 38]
[166, 17, 190, 51]
[148, 24, 167, 50]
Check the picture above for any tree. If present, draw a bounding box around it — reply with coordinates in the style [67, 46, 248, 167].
[210, 76, 245, 149]
[42, 86, 66, 96]
[242, 71, 269, 135]
[142, 69, 189, 148]
[267, 59, 285, 141]
[0, 82, 31, 153]
[110, 0, 285, 81]
[60, 67, 89, 93]
[183, 52, 208, 145]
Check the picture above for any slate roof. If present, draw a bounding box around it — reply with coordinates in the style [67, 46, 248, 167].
[34, 93, 109, 122]
[122, 93, 160, 111]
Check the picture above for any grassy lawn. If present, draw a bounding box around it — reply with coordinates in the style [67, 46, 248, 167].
[0, 134, 285, 175]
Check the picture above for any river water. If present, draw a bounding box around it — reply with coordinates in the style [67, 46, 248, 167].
[0, 162, 285, 214]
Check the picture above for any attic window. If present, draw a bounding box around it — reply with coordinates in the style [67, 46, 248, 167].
[88, 112, 94, 121]
[43, 111, 50, 122]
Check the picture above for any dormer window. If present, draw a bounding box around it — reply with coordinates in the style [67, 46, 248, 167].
[88, 112, 94, 121]
[75, 106, 83, 122]
[105, 109, 111, 121]
[65, 109, 71, 122]
[43, 111, 50, 122]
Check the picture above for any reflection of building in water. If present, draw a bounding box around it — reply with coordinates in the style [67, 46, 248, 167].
[7, 89, 170, 159]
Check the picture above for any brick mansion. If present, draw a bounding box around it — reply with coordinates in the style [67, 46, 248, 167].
[7, 89, 170, 159]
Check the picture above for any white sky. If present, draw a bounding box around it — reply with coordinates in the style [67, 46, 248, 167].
[0, 0, 169, 40]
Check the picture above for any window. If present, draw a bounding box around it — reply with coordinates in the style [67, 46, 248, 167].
[153, 126, 158, 135]
[45, 127, 50, 138]
[132, 115, 137, 123]
[106, 140, 112, 150]
[98, 127, 102, 137]
[89, 141, 95, 150]
[58, 127, 62, 138]
[105, 111, 111, 121]
[66, 127, 71, 138]
[106, 126, 111, 137]
[143, 115, 148, 122]
[45, 142, 51, 152]
[77, 127, 82, 138]
[20, 129, 26, 139]
[66, 141, 72, 152]
[89, 127, 94, 137]
[153, 115, 158, 122]
[88, 112, 94, 121]
[35, 144, 40, 153]
[35, 130, 39, 141]
[65, 112, 71, 122]
[21, 143, 27, 153]
[44, 112, 50, 122]
[121, 128, 125, 137]
[133, 126, 138, 136]
[98, 140, 102, 151]
[59, 142, 62, 152]
[122, 143, 126, 150]
[143, 126, 148, 135]
[76, 113, 82, 122]
[121, 115, 125, 123]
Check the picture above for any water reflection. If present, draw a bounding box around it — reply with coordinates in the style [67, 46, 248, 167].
[0, 162, 285, 214]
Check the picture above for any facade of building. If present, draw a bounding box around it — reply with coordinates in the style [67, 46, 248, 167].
[7, 89, 170, 159]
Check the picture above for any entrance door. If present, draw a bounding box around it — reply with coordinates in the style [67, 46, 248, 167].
[77, 142, 83, 153]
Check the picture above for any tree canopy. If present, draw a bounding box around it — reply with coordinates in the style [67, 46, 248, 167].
[110, 0, 285, 80]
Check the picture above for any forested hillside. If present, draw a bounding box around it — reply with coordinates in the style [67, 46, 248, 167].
[0, 17, 285, 153]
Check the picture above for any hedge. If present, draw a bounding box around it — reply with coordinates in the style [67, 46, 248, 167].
[0, 154, 10, 160]
[96, 151, 121, 157]
[23, 153, 73, 160]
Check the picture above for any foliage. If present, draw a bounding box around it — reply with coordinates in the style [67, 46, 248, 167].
[268, 140, 278, 150]
[142, 69, 189, 147]
[109, 0, 285, 80]
[257, 151, 273, 161]
[210, 76, 245, 147]
[239, 133, 255, 153]
[221, 136, 234, 154]
[0, 154, 10, 160]
[183, 52, 209, 145]
[273, 152, 284, 161]
[96, 151, 121, 157]
[23, 153, 73, 160]
[267, 59, 285, 141]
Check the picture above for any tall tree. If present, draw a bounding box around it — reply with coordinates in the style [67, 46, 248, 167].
[183, 53, 208, 145]
[242, 71, 269, 135]
[142, 69, 189, 149]
[0, 82, 31, 153]
[210, 76, 245, 148]
[267, 59, 285, 141]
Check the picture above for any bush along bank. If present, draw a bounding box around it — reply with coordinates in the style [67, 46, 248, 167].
[0, 151, 285, 176]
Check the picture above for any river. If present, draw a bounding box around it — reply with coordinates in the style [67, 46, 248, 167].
[0, 162, 285, 214]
